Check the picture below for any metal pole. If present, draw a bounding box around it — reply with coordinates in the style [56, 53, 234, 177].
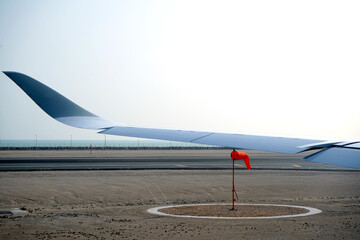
[232, 159, 235, 210]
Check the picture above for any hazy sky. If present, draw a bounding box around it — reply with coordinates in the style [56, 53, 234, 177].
[0, 0, 359, 141]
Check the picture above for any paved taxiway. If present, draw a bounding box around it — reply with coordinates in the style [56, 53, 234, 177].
[0, 149, 356, 171]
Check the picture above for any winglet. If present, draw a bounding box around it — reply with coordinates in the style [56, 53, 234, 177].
[4, 71, 115, 129]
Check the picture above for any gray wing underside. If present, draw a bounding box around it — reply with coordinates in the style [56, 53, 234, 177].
[99, 126, 323, 154]
[4, 71, 360, 168]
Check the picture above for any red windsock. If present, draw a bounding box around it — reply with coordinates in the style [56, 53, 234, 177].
[231, 150, 251, 169]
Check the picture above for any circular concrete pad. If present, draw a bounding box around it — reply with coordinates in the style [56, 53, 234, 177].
[148, 203, 322, 219]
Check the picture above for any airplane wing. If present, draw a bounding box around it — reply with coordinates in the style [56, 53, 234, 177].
[4, 71, 360, 169]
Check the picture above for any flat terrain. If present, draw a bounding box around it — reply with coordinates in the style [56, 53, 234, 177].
[0, 150, 359, 239]
[0, 149, 355, 171]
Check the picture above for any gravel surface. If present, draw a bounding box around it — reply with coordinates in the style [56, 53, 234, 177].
[160, 204, 309, 217]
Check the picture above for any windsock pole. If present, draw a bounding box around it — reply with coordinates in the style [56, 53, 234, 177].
[232, 158, 236, 210]
[231, 148, 250, 210]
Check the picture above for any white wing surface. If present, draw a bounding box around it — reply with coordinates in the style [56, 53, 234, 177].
[99, 126, 324, 154]
[4, 71, 360, 168]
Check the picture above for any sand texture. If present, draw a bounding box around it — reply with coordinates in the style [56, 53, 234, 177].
[159, 204, 309, 217]
[0, 169, 359, 239]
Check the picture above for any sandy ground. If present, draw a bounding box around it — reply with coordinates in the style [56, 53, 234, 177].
[0, 168, 359, 239]
[159, 204, 309, 217]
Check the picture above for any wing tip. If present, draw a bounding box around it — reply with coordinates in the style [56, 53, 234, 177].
[3, 71, 27, 81]
[3, 71, 18, 75]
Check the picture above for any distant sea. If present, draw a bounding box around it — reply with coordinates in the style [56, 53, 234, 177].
[0, 139, 207, 148]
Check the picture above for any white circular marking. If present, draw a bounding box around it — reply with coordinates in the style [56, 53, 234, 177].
[147, 203, 322, 219]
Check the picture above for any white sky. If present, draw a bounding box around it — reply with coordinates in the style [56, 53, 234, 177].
[0, 0, 359, 141]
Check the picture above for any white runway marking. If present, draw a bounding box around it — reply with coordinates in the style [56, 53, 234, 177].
[175, 164, 186, 167]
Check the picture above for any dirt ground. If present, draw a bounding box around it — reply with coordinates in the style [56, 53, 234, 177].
[158, 204, 309, 217]
[0, 168, 359, 240]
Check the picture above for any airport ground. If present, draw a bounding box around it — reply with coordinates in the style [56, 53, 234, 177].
[0, 150, 359, 239]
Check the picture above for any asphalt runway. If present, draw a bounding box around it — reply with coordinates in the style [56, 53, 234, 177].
[0, 149, 357, 171]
